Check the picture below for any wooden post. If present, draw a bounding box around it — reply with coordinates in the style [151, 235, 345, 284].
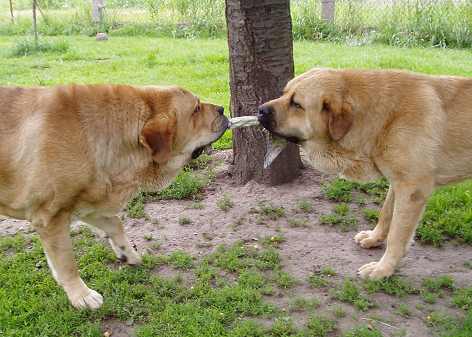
[92, 0, 106, 25]
[321, 0, 335, 22]
[226, 0, 301, 185]
[32, 0, 38, 47]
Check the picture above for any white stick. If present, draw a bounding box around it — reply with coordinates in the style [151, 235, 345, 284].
[228, 116, 260, 129]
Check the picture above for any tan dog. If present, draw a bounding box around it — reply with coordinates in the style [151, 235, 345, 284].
[258, 68, 472, 279]
[0, 84, 228, 309]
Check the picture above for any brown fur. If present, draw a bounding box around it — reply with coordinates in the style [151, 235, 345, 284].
[0, 84, 227, 309]
[260, 68, 472, 279]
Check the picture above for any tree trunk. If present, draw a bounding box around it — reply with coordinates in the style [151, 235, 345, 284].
[321, 0, 335, 22]
[32, 0, 38, 47]
[226, 0, 301, 186]
[92, 0, 105, 24]
[9, 0, 14, 23]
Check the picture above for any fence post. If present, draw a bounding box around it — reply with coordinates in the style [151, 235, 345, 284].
[32, 0, 38, 47]
[321, 0, 335, 22]
[92, 0, 106, 24]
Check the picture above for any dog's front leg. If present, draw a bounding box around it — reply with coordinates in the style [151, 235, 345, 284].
[357, 179, 433, 279]
[355, 184, 394, 248]
[36, 212, 103, 309]
[81, 215, 142, 265]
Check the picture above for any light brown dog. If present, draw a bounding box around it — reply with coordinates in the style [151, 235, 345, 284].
[0, 84, 228, 309]
[258, 68, 472, 279]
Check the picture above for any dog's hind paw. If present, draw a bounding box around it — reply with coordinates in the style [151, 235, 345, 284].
[70, 288, 103, 310]
[354, 230, 384, 249]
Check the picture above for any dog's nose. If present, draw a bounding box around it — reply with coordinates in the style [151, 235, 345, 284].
[217, 106, 224, 115]
[257, 105, 273, 118]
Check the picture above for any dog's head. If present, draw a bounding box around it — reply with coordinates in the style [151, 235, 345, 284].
[139, 86, 228, 164]
[257, 68, 352, 146]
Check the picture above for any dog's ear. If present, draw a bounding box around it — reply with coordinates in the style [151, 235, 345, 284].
[139, 114, 176, 164]
[323, 97, 353, 141]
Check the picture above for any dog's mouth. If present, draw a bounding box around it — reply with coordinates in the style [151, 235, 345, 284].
[191, 146, 205, 159]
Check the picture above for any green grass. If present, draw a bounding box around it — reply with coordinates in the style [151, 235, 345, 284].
[332, 279, 374, 312]
[320, 203, 358, 232]
[217, 193, 234, 212]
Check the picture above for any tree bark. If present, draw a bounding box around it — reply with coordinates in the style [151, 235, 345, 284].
[9, 0, 14, 23]
[321, 0, 335, 22]
[226, 0, 301, 186]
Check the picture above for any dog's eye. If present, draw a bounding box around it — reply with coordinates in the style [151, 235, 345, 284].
[291, 100, 303, 110]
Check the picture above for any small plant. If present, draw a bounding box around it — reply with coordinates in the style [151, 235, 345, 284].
[127, 192, 146, 218]
[168, 250, 193, 270]
[320, 203, 358, 232]
[254, 201, 285, 220]
[305, 315, 336, 337]
[332, 305, 347, 319]
[144, 234, 153, 241]
[288, 297, 320, 312]
[274, 271, 297, 289]
[308, 274, 330, 288]
[217, 193, 234, 212]
[332, 279, 374, 311]
[363, 276, 417, 297]
[158, 170, 204, 200]
[178, 216, 192, 226]
[287, 217, 309, 228]
[421, 291, 438, 304]
[395, 303, 412, 318]
[464, 261, 472, 269]
[343, 325, 383, 337]
[452, 286, 472, 310]
[321, 266, 337, 277]
[322, 178, 356, 202]
[422, 275, 455, 292]
[297, 199, 314, 213]
[188, 201, 204, 209]
[262, 235, 286, 248]
[362, 208, 380, 223]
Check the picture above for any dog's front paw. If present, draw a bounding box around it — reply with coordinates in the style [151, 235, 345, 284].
[354, 230, 384, 249]
[357, 261, 394, 280]
[70, 288, 103, 310]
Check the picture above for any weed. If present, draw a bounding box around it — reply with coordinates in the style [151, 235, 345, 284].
[322, 178, 356, 202]
[274, 271, 297, 289]
[343, 325, 383, 337]
[305, 315, 336, 337]
[297, 199, 314, 213]
[320, 203, 358, 232]
[158, 170, 204, 200]
[320, 266, 337, 277]
[168, 250, 193, 270]
[178, 216, 192, 226]
[333, 279, 374, 311]
[332, 305, 347, 319]
[10, 38, 69, 57]
[308, 274, 331, 289]
[288, 297, 320, 312]
[127, 192, 146, 218]
[453, 287, 472, 311]
[288, 217, 309, 228]
[217, 193, 234, 212]
[395, 303, 412, 318]
[363, 276, 417, 297]
[362, 208, 380, 223]
[262, 235, 286, 249]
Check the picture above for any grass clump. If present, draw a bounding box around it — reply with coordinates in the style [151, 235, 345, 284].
[217, 194, 234, 212]
[127, 192, 146, 218]
[332, 279, 374, 311]
[453, 287, 472, 311]
[363, 208, 380, 223]
[343, 325, 383, 337]
[288, 297, 320, 313]
[274, 271, 297, 289]
[158, 170, 204, 200]
[304, 315, 336, 337]
[178, 216, 192, 226]
[168, 250, 193, 270]
[363, 276, 417, 297]
[297, 199, 314, 213]
[10, 38, 69, 57]
[320, 203, 358, 232]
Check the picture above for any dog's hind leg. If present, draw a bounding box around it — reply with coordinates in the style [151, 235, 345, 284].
[81, 214, 142, 265]
[35, 211, 103, 310]
[358, 178, 433, 280]
[355, 184, 394, 248]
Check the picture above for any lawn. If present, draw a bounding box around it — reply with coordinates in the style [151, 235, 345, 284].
[0, 36, 472, 337]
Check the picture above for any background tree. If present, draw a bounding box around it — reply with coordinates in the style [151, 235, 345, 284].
[225, 0, 301, 185]
[32, 0, 38, 46]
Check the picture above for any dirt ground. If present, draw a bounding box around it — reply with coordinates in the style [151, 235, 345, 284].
[1, 150, 471, 337]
